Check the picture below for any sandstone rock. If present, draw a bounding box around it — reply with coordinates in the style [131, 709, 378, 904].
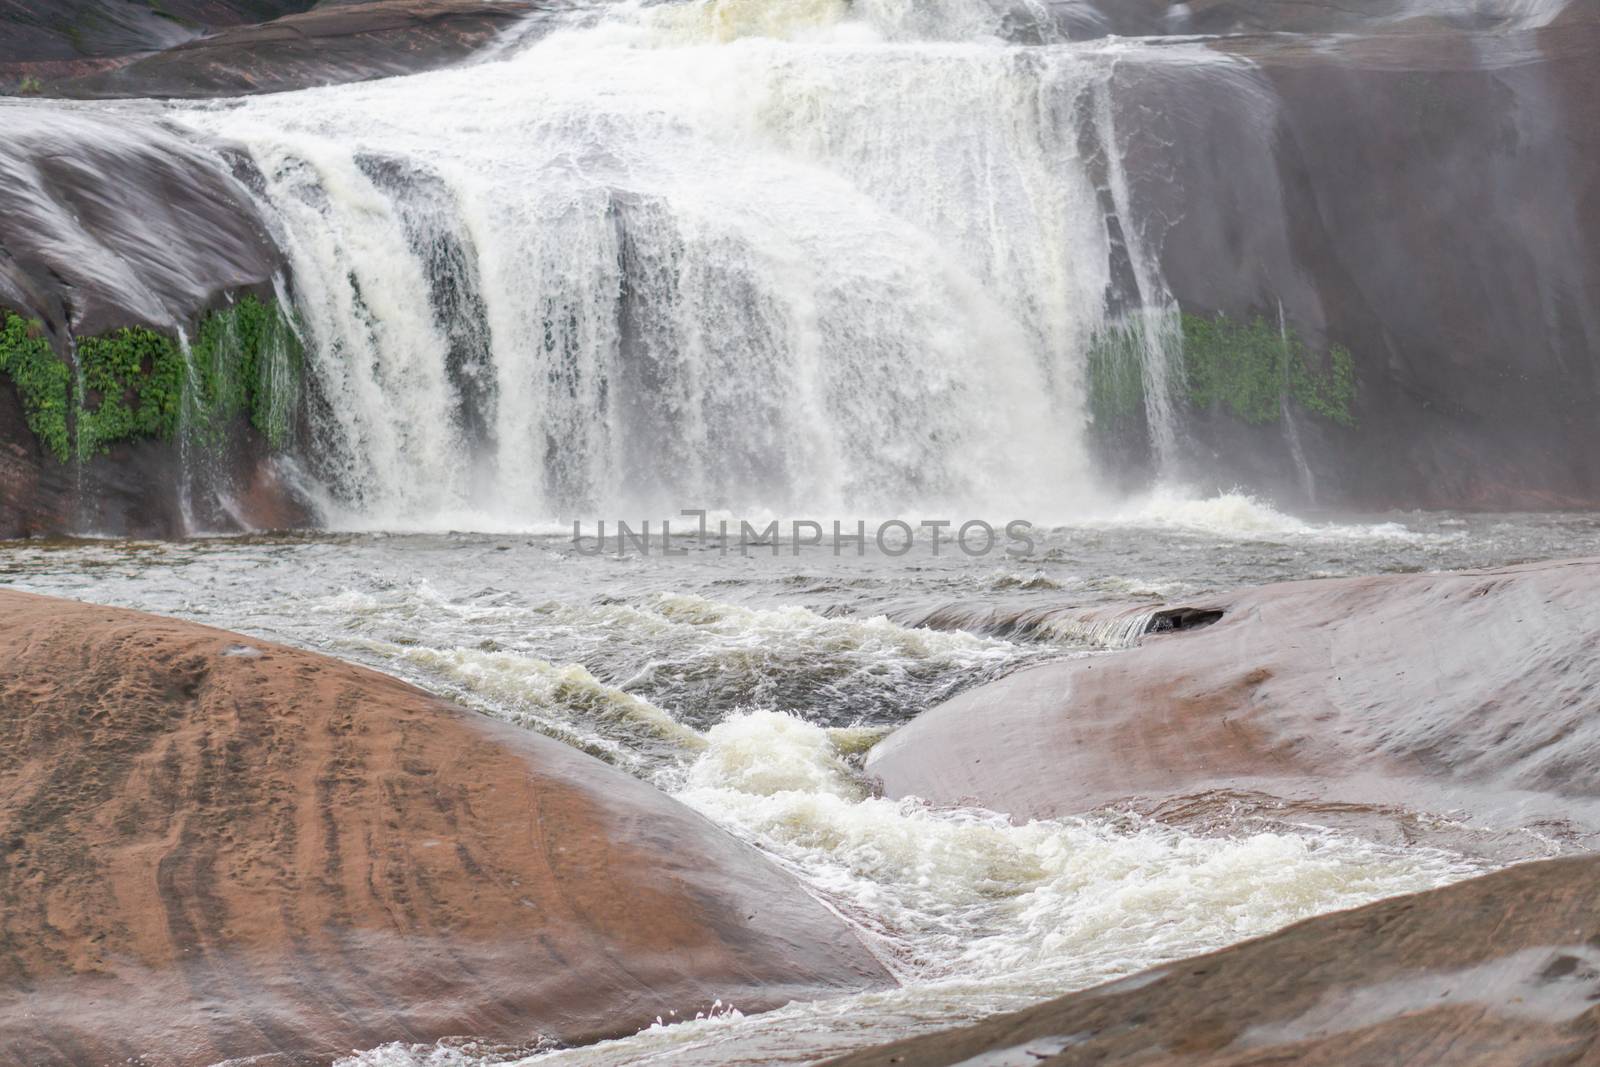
[869, 558, 1600, 848]
[0, 107, 283, 339]
[824, 852, 1600, 1067]
[0, 590, 889, 1066]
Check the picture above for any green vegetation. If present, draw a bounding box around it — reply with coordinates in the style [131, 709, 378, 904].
[0, 297, 302, 463]
[1181, 312, 1355, 427]
[1085, 310, 1357, 438]
[76, 325, 186, 458]
[0, 314, 72, 461]
[14, 76, 44, 96]
[184, 294, 304, 451]
[1086, 320, 1150, 431]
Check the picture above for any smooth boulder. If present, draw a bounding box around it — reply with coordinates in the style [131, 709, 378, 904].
[0, 1, 314, 67]
[869, 558, 1600, 845]
[825, 852, 1600, 1067]
[0, 590, 889, 1067]
[50, 0, 539, 98]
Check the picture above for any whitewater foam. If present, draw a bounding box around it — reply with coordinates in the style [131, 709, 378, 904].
[337, 708, 1482, 1067]
[174, 0, 1214, 528]
[1093, 487, 1441, 542]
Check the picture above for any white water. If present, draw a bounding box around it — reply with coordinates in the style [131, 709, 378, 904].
[11, 523, 1582, 1065]
[119, 2, 1556, 1060]
[222, 567, 1484, 1066]
[337, 707, 1482, 1067]
[176, 0, 1209, 528]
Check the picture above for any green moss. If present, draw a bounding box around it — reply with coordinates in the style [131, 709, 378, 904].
[1084, 310, 1357, 442]
[184, 294, 304, 451]
[0, 313, 72, 461]
[1086, 321, 1150, 431]
[1288, 340, 1356, 426]
[1181, 312, 1356, 427]
[0, 298, 301, 462]
[76, 325, 185, 458]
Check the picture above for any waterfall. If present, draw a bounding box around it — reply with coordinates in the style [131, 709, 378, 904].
[179, 0, 1200, 528]
[176, 329, 200, 534]
[1277, 301, 1317, 505]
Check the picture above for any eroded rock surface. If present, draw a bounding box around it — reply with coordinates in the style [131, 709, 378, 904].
[0, 1, 315, 66]
[825, 853, 1600, 1067]
[0, 106, 282, 339]
[869, 558, 1600, 849]
[54, 0, 538, 99]
[0, 590, 889, 1066]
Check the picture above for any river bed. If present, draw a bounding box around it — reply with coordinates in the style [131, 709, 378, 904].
[5, 492, 1593, 1065]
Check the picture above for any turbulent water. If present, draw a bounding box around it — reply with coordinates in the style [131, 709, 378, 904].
[7, 0, 1593, 1061]
[9, 500, 1598, 1065]
[169, 0, 1211, 527]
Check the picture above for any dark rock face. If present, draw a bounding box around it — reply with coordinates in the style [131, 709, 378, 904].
[0, 107, 283, 338]
[0, 590, 890, 1067]
[825, 853, 1600, 1067]
[0, 1, 315, 65]
[0, 0, 545, 537]
[869, 558, 1600, 851]
[1097, 4, 1600, 508]
[51, 0, 537, 99]
[1032, 0, 1574, 39]
[0, 105, 306, 538]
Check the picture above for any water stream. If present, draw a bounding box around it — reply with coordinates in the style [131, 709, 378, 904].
[8, 502, 1595, 1064]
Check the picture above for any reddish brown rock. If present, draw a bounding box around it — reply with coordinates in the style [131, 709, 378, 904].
[869, 558, 1600, 845]
[0, 590, 889, 1067]
[824, 852, 1600, 1067]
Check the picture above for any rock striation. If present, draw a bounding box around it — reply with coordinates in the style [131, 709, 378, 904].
[0, 590, 890, 1066]
[51, 0, 539, 99]
[1085, 2, 1600, 508]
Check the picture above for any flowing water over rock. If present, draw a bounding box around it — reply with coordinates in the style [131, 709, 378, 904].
[8, 502, 1599, 1064]
[172, 0, 1204, 526]
[5, 0, 1599, 1061]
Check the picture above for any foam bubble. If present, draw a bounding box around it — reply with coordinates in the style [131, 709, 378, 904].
[673, 711, 1481, 991]
[684, 710, 859, 798]
[1093, 487, 1436, 543]
[333, 712, 1485, 1066]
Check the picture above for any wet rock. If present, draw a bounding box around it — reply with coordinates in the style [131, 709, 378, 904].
[0, 106, 283, 339]
[49, 0, 538, 99]
[1030, 0, 1575, 39]
[869, 558, 1600, 848]
[0, 1, 315, 65]
[0, 104, 302, 537]
[0, 590, 890, 1067]
[824, 852, 1600, 1067]
[1099, 8, 1600, 508]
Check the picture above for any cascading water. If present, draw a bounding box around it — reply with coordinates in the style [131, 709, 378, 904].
[177, 0, 1194, 529]
[175, 329, 201, 533]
